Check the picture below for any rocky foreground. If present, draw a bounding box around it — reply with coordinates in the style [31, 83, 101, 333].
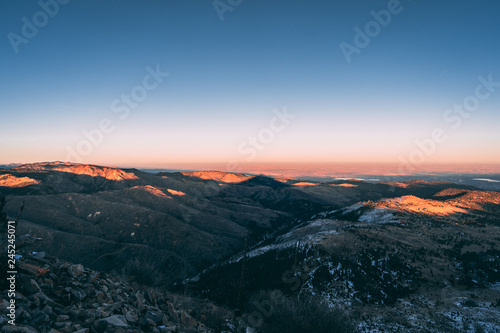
[0, 251, 212, 333]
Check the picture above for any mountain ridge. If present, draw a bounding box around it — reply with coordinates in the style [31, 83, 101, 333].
[2, 162, 499, 332]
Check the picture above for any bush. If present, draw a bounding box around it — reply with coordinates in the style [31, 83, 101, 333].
[123, 258, 164, 286]
[248, 290, 358, 333]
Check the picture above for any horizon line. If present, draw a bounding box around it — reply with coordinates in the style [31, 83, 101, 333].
[3, 160, 500, 177]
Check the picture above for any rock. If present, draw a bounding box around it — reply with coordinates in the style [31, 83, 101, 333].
[101, 315, 128, 328]
[21, 279, 41, 296]
[21, 311, 32, 323]
[112, 328, 127, 333]
[41, 305, 53, 316]
[30, 291, 61, 308]
[31, 309, 50, 324]
[30, 279, 41, 292]
[181, 310, 198, 329]
[0, 300, 10, 314]
[125, 311, 138, 324]
[176, 328, 199, 333]
[67, 264, 85, 279]
[94, 319, 108, 333]
[56, 314, 70, 321]
[144, 290, 154, 304]
[145, 310, 164, 324]
[71, 288, 87, 301]
[167, 303, 180, 324]
[53, 321, 69, 329]
[32, 251, 46, 259]
[96, 292, 107, 304]
[14, 292, 28, 303]
[15, 308, 25, 322]
[17, 262, 48, 277]
[88, 272, 99, 283]
[135, 291, 145, 312]
[6, 252, 214, 333]
[145, 318, 157, 327]
[40, 278, 55, 289]
[94, 309, 110, 319]
[51, 286, 64, 298]
[0, 325, 38, 333]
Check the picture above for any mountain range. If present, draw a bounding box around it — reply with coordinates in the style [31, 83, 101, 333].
[1, 162, 499, 332]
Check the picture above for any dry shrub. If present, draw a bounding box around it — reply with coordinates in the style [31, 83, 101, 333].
[250, 290, 358, 333]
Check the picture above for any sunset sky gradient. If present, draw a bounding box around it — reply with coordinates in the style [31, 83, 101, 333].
[1, 0, 499, 172]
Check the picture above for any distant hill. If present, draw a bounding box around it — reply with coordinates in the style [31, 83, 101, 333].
[0, 163, 22, 169]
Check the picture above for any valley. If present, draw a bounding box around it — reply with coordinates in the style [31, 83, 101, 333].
[1, 162, 499, 332]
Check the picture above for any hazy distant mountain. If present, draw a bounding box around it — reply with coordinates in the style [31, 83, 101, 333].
[0, 163, 22, 169]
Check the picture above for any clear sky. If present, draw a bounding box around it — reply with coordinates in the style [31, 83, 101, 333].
[1, 0, 499, 171]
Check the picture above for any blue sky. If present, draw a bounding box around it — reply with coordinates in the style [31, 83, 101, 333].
[1, 0, 499, 169]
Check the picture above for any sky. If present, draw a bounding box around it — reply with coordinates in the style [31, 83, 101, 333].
[1, 0, 499, 173]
